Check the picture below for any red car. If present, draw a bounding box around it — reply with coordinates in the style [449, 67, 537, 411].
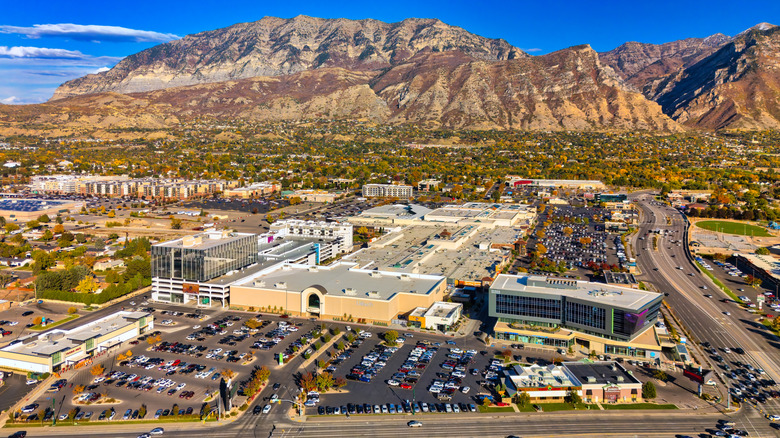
[399, 383, 413, 389]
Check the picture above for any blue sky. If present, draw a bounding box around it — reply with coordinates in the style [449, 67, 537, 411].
[1, 0, 777, 104]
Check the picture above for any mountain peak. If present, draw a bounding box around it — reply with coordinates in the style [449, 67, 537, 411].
[52, 16, 524, 100]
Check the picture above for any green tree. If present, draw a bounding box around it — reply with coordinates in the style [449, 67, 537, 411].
[384, 330, 399, 345]
[26, 220, 40, 230]
[4, 222, 19, 233]
[642, 381, 656, 399]
[652, 369, 668, 382]
[40, 229, 54, 242]
[170, 218, 182, 230]
[756, 247, 770, 255]
[566, 389, 582, 406]
[37, 214, 51, 223]
[515, 391, 531, 407]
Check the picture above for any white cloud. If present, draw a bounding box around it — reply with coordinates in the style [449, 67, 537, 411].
[94, 66, 110, 74]
[0, 45, 85, 59]
[1, 96, 17, 104]
[0, 23, 180, 43]
[522, 48, 543, 53]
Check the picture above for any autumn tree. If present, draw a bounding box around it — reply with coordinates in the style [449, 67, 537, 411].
[221, 368, 236, 381]
[90, 364, 105, 376]
[76, 276, 99, 294]
[299, 372, 317, 392]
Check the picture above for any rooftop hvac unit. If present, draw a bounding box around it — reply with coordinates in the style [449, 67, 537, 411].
[616, 376, 624, 382]
[274, 282, 287, 288]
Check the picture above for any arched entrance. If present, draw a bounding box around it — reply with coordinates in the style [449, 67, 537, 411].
[308, 294, 321, 313]
[302, 285, 326, 317]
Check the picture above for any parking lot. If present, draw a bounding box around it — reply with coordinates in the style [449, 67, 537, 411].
[0, 301, 83, 349]
[13, 304, 328, 426]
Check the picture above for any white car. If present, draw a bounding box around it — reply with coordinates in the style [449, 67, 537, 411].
[129, 301, 136, 306]
[7, 321, 18, 326]
[262, 404, 272, 414]
[192, 325, 201, 329]
[26, 379, 38, 385]
[767, 414, 780, 421]
[387, 379, 400, 386]
[461, 386, 470, 394]
[150, 428, 164, 435]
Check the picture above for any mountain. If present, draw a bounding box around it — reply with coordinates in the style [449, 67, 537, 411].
[599, 33, 732, 95]
[0, 45, 680, 133]
[51, 15, 525, 100]
[653, 24, 780, 130]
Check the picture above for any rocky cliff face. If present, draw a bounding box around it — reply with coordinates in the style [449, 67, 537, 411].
[51, 15, 525, 99]
[599, 34, 731, 94]
[2, 46, 680, 133]
[653, 25, 780, 130]
[371, 46, 680, 130]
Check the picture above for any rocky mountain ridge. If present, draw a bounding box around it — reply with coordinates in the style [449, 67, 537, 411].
[52, 15, 525, 99]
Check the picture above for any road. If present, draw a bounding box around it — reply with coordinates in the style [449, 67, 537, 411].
[631, 195, 780, 423]
[16, 407, 779, 438]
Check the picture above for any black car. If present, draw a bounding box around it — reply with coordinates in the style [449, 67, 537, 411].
[317, 406, 325, 415]
[252, 405, 262, 415]
[272, 383, 281, 391]
[8, 432, 27, 438]
[22, 311, 34, 317]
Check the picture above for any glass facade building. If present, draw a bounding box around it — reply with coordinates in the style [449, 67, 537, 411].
[152, 233, 258, 282]
[489, 274, 663, 342]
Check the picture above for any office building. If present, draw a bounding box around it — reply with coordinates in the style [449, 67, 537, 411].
[362, 184, 413, 199]
[151, 231, 258, 305]
[222, 182, 280, 199]
[490, 274, 664, 358]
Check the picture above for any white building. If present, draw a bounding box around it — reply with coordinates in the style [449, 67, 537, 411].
[362, 184, 413, 199]
[269, 220, 353, 253]
[408, 301, 463, 331]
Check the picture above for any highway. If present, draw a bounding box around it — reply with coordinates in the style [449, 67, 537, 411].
[631, 195, 780, 428]
[17, 408, 779, 438]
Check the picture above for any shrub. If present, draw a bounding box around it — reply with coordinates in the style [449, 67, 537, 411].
[67, 306, 78, 314]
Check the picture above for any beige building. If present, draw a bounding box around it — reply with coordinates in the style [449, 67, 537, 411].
[223, 182, 280, 199]
[230, 262, 446, 324]
[0, 311, 153, 373]
[284, 190, 343, 204]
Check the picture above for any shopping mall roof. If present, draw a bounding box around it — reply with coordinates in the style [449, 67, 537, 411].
[242, 262, 445, 301]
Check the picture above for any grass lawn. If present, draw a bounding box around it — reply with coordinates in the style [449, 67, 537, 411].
[477, 405, 515, 413]
[535, 403, 590, 412]
[5, 415, 212, 428]
[29, 314, 80, 331]
[695, 220, 771, 237]
[601, 403, 678, 410]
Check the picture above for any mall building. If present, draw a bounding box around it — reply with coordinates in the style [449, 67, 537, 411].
[230, 261, 447, 324]
[0, 311, 153, 373]
[490, 274, 664, 359]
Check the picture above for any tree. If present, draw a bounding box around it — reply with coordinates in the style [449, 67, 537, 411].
[90, 364, 105, 376]
[221, 368, 236, 381]
[33, 316, 43, 325]
[579, 237, 593, 246]
[37, 214, 51, 223]
[40, 229, 53, 242]
[481, 397, 491, 408]
[265, 214, 275, 224]
[515, 391, 531, 407]
[566, 389, 582, 406]
[0, 272, 14, 288]
[334, 376, 347, 389]
[535, 243, 547, 256]
[75, 276, 99, 294]
[745, 275, 762, 289]
[642, 381, 656, 399]
[26, 220, 40, 230]
[384, 330, 398, 345]
[652, 369, 668, 382]
[170, 218, 182, 230]
[73, 384, 85, 394]
[4, 223, 19, 233]
[299, 372, 317, 392]
[68, 306, 78, 314]
[139, 404, 147, 419]
[772, 316, 780, 331]
[107, 210, 116, 218]
[756, 247, 770, 255]
[316, 372, 335, 391]
[563, 227, 574, 236]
